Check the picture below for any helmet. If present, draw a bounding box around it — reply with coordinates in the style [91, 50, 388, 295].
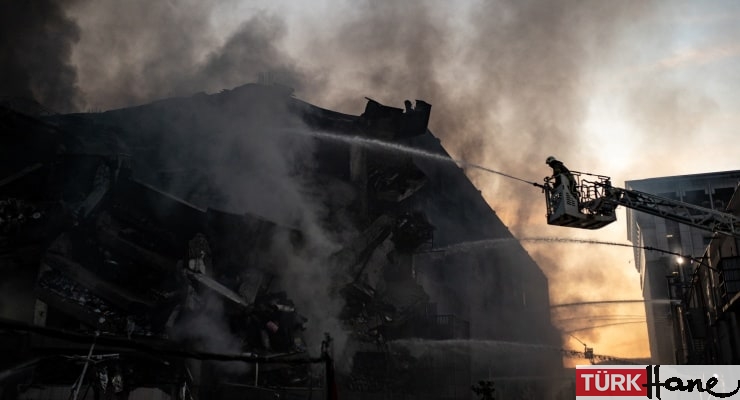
[546, 156, 557, 165]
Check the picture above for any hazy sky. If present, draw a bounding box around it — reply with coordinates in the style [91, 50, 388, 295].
[9, 0, 740, 363]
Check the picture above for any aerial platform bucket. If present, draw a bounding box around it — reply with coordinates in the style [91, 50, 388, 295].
[544, 179, 616, 230]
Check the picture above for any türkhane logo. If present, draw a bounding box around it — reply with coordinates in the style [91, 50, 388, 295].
[576, 366, 647, 397]
[576, 365, 740, 399]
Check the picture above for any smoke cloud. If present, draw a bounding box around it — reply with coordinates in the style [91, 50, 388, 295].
[0, 0, 83, 112]
[65, 1, 304, 110]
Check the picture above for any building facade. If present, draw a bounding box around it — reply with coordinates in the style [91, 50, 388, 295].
[674, 183, 740, 364]
[625, 171, 740, 364]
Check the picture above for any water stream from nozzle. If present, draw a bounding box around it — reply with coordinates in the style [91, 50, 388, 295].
[427, 237, 640, 254]
[388, 339, 637, 364]
[289, 129, 539, 186]
[390, 338, 563, 354]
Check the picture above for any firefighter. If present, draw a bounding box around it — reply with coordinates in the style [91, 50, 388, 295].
[546, 156, 576, 195]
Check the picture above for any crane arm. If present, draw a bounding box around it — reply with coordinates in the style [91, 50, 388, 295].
[597, 186, 740, 238]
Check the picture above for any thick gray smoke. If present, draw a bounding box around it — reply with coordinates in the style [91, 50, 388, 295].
[297, 0, 656, 228]
[0, 0, 82, 112]
[66, 1, 304, 110]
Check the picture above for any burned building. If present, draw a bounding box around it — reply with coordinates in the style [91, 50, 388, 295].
[0, 84, 563, 399]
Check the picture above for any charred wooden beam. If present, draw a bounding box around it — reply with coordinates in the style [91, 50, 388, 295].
[35, 288, 110, 330]
[185, 270, 251, 310]
[43, 253, 154, 312]
[0, 163, 44, 189]
[73, 163, 110, 220]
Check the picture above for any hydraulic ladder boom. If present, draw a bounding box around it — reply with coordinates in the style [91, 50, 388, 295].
[542, 172, 740, 238]
[601, 186, 740, 238]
